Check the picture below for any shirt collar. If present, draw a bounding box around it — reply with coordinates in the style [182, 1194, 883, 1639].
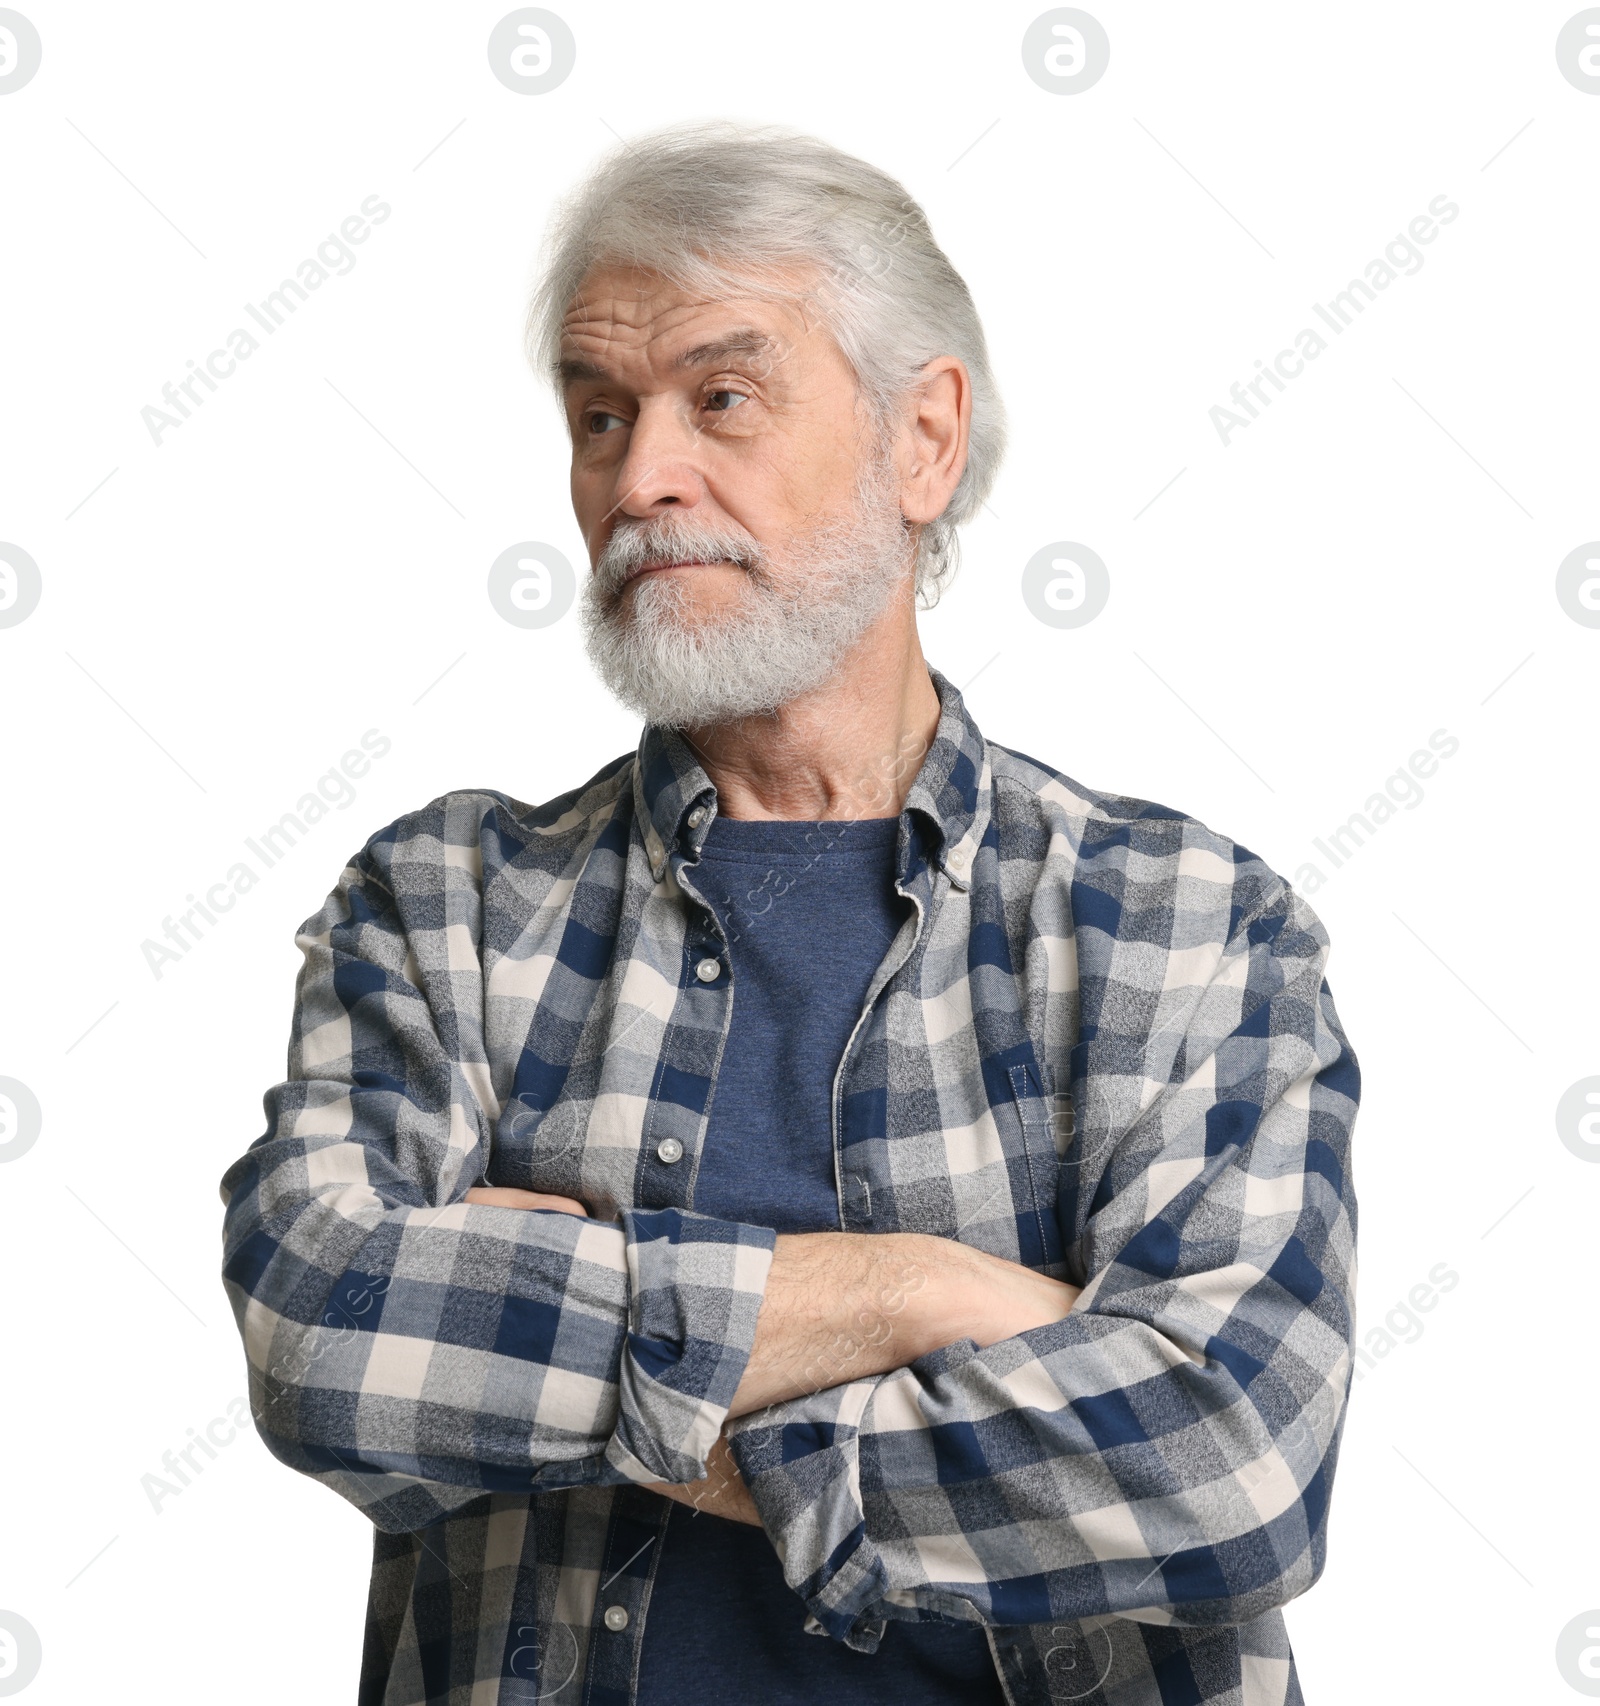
[630, 666, 991, 890]
[902, 667, 990, 890]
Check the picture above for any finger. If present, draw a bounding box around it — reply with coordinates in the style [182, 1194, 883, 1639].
[464, 1186, 588, 1216]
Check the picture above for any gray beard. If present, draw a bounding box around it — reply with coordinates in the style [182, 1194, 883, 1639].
[580, 456, 912, 729]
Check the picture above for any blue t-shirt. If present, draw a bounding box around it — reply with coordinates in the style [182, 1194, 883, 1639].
[634, 814, 1005, 1706]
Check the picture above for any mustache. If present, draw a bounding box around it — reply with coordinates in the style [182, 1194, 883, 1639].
[592, 513, 766, 601]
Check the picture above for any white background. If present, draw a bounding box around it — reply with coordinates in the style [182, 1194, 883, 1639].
[1, 2, 1597, 1700]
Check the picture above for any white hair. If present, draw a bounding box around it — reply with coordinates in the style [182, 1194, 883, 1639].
[581, 439, 910, 728]
[527, 119, 1006, 604]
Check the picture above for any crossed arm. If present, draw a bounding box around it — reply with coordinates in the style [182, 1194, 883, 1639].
[463, 1183, 1082, 1524]
[221, 834, 1356, 1642]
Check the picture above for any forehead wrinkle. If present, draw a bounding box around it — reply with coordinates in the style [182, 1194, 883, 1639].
[558, 274, 822, 391]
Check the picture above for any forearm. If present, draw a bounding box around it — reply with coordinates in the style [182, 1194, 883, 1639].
[223, 1188, 635, 1529]
[227, 1176, 775, 1530]
[728, 1228, 1078, 1417]
[726, 1315, 1327, 1647]
[474, 1190, 1081, 1422]
[463, 1192, 1079, 1527]
[726, 1230, 928, 1417]
[645, 1236, 1079, 1522]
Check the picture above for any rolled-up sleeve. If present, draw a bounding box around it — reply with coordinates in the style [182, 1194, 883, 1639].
[218, 836, 775, 1535]
[725, 877, 1358, 1650]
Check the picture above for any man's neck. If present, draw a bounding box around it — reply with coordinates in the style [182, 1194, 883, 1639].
[680, 601, 941, 822]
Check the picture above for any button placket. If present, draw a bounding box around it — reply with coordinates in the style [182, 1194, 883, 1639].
[648, 862, 731, 1211]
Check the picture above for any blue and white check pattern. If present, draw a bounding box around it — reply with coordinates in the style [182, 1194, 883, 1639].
[219, 670, 1358, 1705]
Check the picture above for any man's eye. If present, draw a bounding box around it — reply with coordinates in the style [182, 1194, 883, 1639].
[704, 390, 748, 414]
[586, 411, 626, 434]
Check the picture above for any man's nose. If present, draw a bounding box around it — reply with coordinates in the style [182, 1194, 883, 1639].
[610, 397, 708, 519]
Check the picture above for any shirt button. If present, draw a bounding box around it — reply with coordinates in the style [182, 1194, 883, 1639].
[687, 805, 708, 829]
[603, 1604, 629, 1632]
[694, 956, 721, 983]
[656, 1137, 684, 1165]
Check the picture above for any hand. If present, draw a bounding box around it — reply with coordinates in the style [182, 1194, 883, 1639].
[463, 1185, 589, 1216]
[641, 1430, 761, 1527]
[936, 1242, 1082, 1347]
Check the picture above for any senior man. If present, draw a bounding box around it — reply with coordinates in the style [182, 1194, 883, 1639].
[220, 123, 1359, 1706]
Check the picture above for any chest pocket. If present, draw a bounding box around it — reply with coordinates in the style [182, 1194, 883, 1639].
[1005, 1055, 1069, 1276]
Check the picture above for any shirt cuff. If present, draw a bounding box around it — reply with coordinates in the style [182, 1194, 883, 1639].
[724, 1372, 890, 1649]
[602, 1207, 777, 1485]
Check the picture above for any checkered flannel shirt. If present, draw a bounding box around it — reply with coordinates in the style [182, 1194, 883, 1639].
[219, 669, 1359, 1706]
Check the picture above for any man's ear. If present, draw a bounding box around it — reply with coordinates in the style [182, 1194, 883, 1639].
[899, 357, 972, 527]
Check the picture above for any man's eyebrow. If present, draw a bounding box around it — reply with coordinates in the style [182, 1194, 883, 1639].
[556, 328, 780, 389]
[558, 356, 608, 386]
[671, 329, 779, 372]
